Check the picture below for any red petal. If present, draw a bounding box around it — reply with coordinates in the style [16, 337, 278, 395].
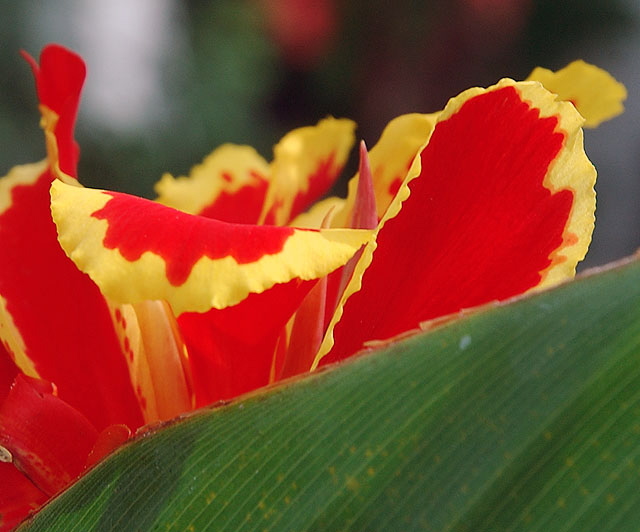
[0, 375, 98, 496]
[0, 345, 18, 406]
[321, 84, 591, 364]
[1, 45, 144, 431]
[178, 279, 315, 406]
[0, 462, 47, 532]
[0, 167, 143, 431]
[21, 44, 85, 178]
[85, 424, 131, 469]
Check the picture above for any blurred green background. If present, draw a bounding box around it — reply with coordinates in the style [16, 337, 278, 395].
[1, 0, 638, 268]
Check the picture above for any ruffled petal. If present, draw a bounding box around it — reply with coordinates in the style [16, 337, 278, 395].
[261, 117, 356, 225]
[527, 60, 626, 128]
[154, 144, 271, 223]
[0, 375, 98, 496]
[315, 79, 596, 366]
[0, 462, 47, 532]
[51, 180, 372, 315]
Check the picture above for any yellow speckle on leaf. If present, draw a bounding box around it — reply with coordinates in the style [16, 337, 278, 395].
[557, 497, 566, 508]
[544, 431, 553, 441]
[606, 493, 615, 504]
[346, 476, 360, 492]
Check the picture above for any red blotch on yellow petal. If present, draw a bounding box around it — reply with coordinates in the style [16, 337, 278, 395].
[155, 144, 271, 224]
[51, 180, 371, 315]
[527, 60, 626, 128]
[316, 80, 595, 366]
[0, 375, 98, 496]
[94, 191, 295, 283]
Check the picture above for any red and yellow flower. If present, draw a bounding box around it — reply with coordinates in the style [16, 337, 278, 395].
[0, 44, 625, 530]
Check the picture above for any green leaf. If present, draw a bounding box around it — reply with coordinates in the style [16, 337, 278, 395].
[19, 256, 640, 531]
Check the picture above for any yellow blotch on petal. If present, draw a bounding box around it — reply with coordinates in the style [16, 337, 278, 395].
[50, 180, 372, 315]
[154, 144, 270, 215]
[527, 60, 627, 128]
[111, 300, 193, 423]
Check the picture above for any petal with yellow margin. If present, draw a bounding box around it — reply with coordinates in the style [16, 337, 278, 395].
[315, 79, 596, 366]
[527, 60, 626, 128]
[51, 180, 372, 315]
[261, 117, 356, 225]
[154, 144, 271, 223]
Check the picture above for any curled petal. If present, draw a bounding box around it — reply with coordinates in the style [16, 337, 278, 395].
[154, 144, 271, 224]
[316, 79, 596, 366]
[51, 180, 372, 315]
[527, 60, 626, 128]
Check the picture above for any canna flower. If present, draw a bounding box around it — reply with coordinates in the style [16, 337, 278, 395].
[0, 44, 625, 530]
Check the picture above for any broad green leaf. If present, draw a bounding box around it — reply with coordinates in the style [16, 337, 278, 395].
[19, 256, 640, 531]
